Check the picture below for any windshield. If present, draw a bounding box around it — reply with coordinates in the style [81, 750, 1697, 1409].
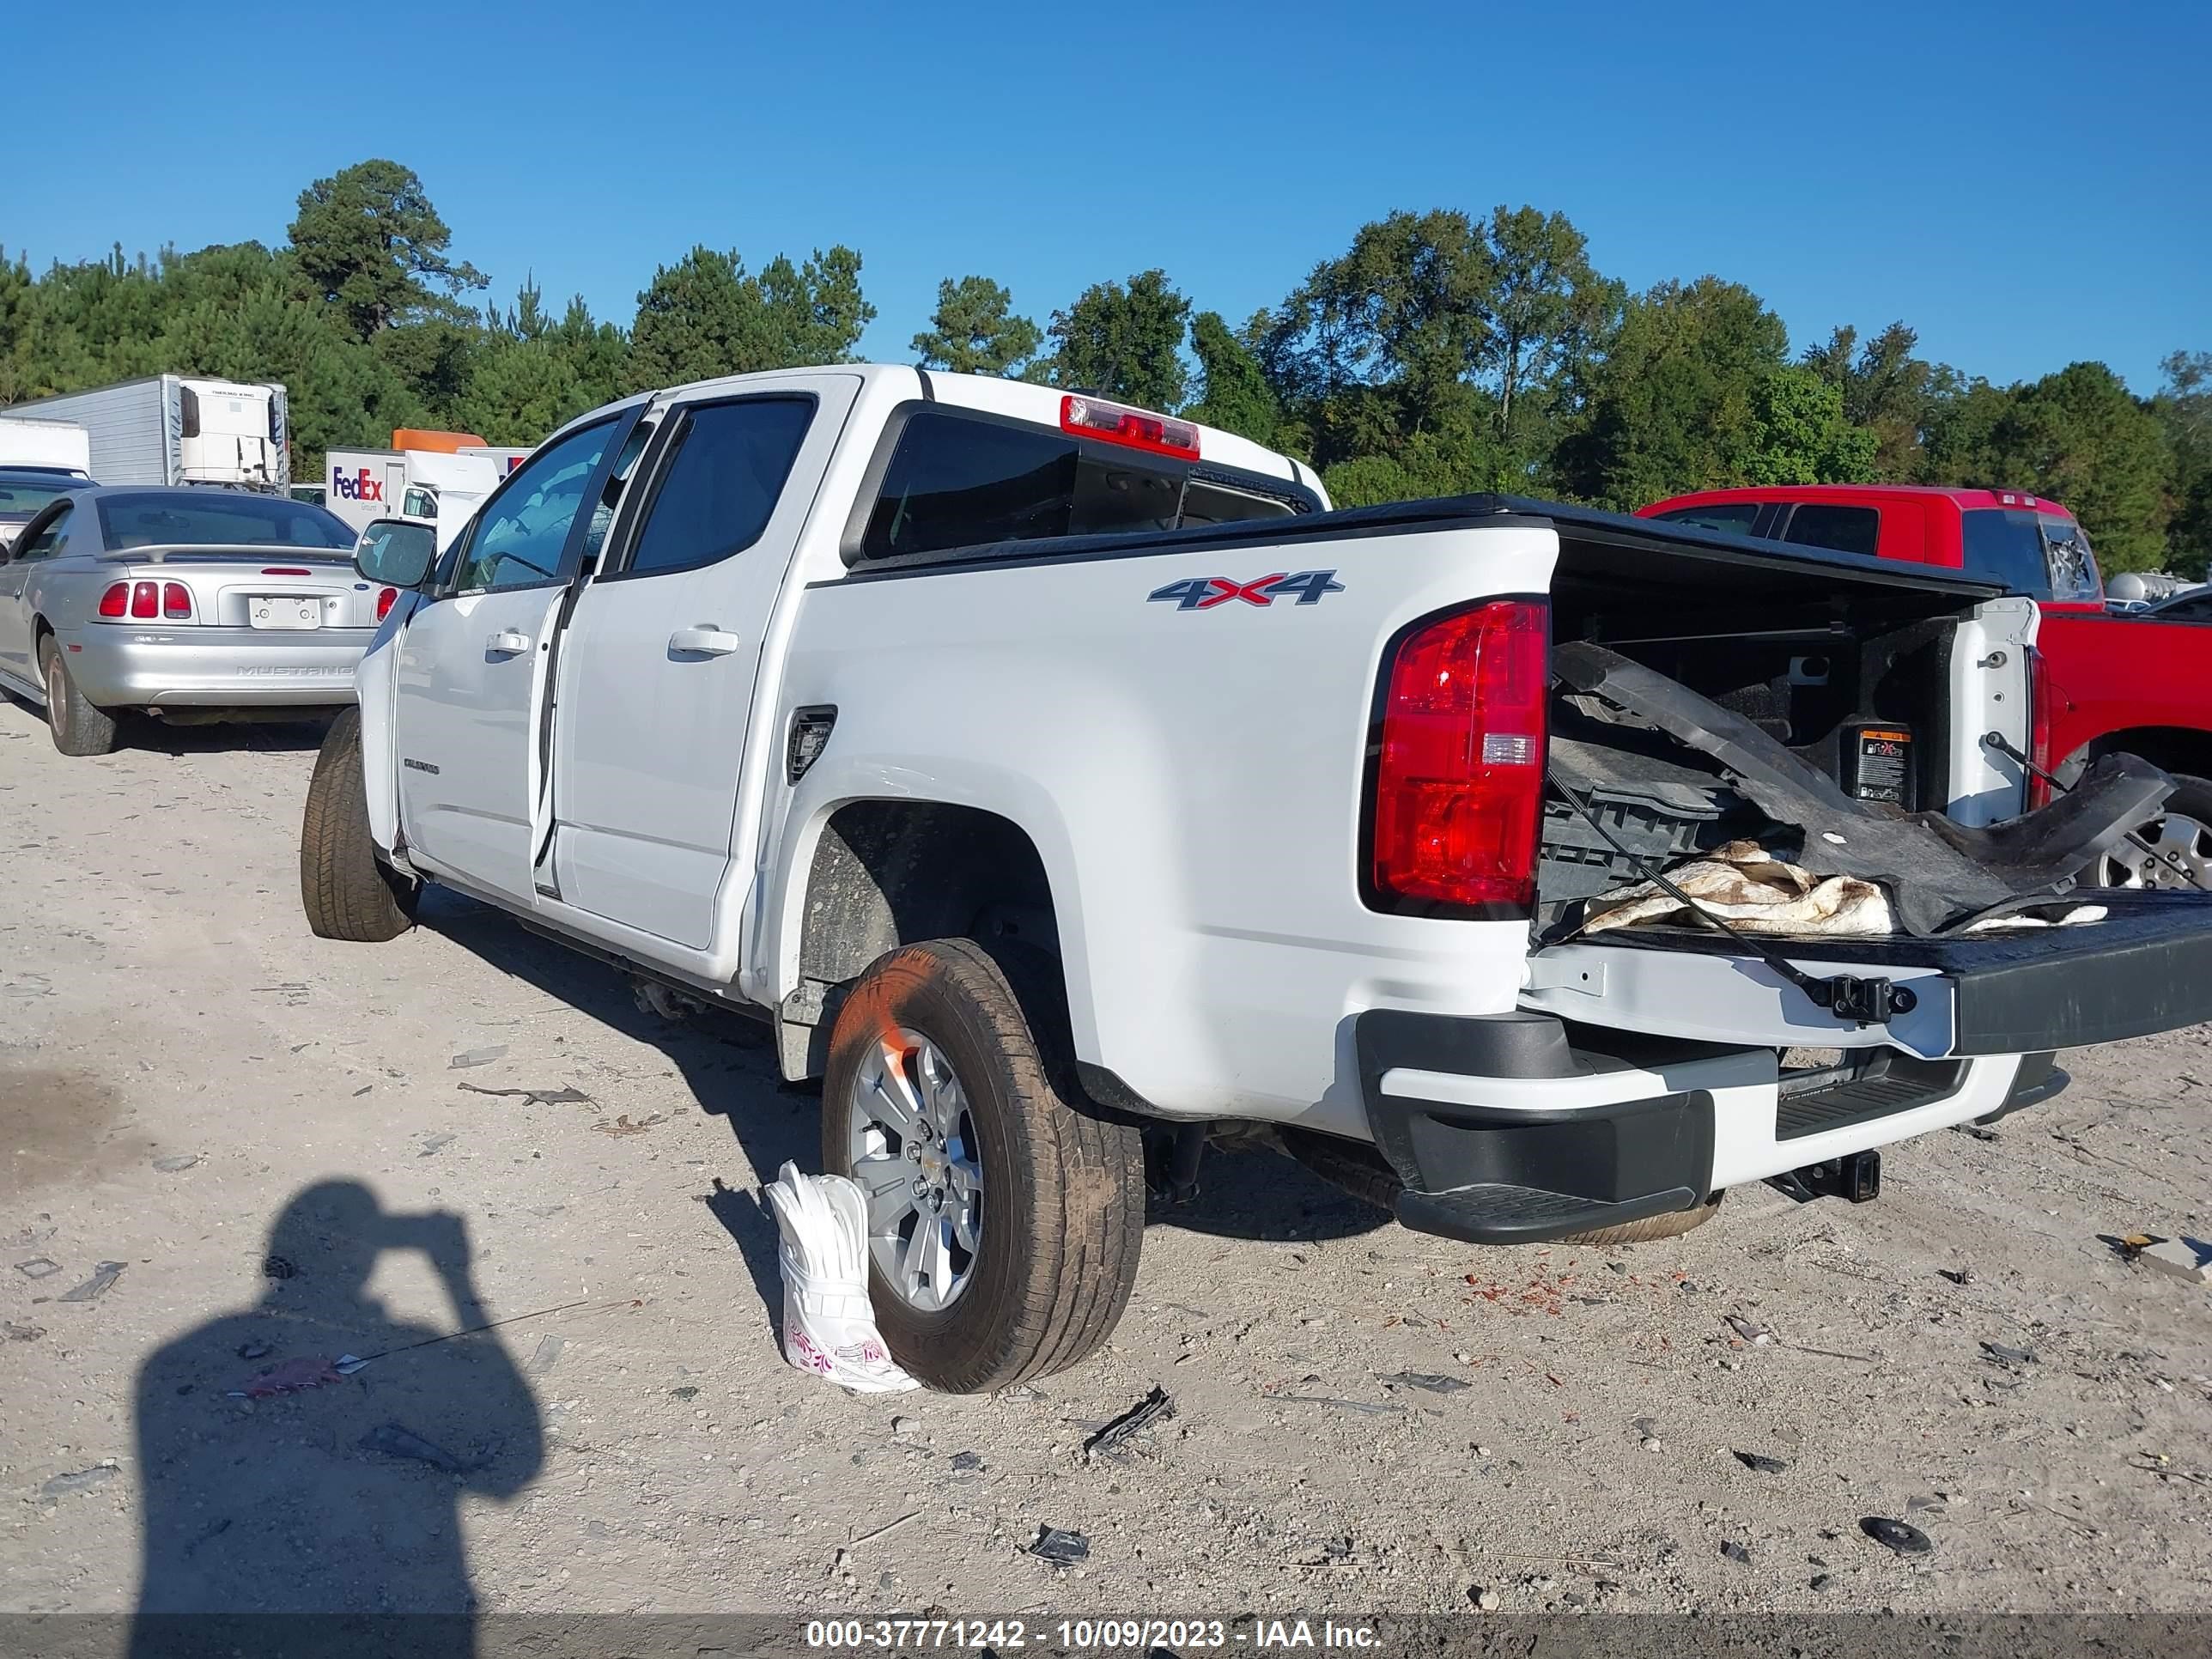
[0, 475, 85, 519]
[95, 492, 356, 551]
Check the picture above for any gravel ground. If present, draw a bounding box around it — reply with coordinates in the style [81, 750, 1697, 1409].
[3, 694, 2212, 1620]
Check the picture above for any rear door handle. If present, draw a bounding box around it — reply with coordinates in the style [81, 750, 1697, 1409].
[487, 629, 532, 655]
[669, 626, 742, 657]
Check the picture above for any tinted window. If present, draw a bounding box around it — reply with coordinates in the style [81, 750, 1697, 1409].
[627, 398, 813, 575]
[862, 412, 1192, 560]
[1652, 502, 1762, 535]
[0, 475, 84, 518]
[11, 504, 72, 561]
[1779, 504, 1880, 559]
[453, 421, 613, 593]
[1961, 508, 2053, 598]
[96, 492, 354, 550]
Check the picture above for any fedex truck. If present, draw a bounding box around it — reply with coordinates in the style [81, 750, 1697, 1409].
[1, 375, 289, 491]
[321, 446, 500, 547]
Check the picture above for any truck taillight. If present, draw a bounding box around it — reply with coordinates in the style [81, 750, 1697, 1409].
[1367, 599, 1549, 915]
[162, 582, 192, 620]
[376, 586, 398, 622]
[96, 582, 129, 618]
[1060, 394, 1200, 460]
[2027, 644, 2056, 808]
[130, 581, 158, 619]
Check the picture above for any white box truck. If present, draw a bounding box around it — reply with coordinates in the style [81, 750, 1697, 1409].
[322, 446, 499, 547]
[1, 375, 290, 492]
[0, 416, 94, 477]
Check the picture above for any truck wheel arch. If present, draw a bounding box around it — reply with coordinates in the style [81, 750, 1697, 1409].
[776, 799, 1069, 1081]
[2064, 726, 2212, 788]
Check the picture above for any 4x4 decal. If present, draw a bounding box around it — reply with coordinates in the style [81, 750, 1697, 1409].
[1147, 569, 1344, 611]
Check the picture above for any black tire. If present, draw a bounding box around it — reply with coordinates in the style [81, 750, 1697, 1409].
[39, 634, 118, 757]
[2098, 773, 2212, 890]
[1281, 1125, 1723, 1245]
[300, 706, 417, 942]
[820, 939, 1145, 1394]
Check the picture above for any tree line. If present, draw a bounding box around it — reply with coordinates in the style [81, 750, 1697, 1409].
[2, 161, 2204, 575]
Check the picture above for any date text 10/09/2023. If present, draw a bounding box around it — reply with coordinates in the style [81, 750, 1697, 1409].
[805, 1620, 1383, 1650]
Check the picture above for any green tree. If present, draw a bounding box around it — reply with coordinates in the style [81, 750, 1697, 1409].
[1743, 368, 1878, 485]
[628, 244, 874, 390]
[1478, 205, 1622, 473]
[1183, 310, 1279, 444]
[289, 160, 485, 339]
[1802, 320, 1953, 478]
[911, 276, 1041, 376]
[2154, 349, 2212, 577]
[1984, 362, 2172, 572]
[1043, 270, 1190, 410]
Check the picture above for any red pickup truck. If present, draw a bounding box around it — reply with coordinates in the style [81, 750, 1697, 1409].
[1636, 484, 2212, 890]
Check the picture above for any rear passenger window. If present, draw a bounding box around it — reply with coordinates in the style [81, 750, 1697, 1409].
[859, 410, 1302, 562]
[1778, 505, 1880, 559]
[624, 398, 813, 576]
[1652, 503, 1762, 535]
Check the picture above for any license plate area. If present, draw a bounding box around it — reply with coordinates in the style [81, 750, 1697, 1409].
[249, 596, 321, 630]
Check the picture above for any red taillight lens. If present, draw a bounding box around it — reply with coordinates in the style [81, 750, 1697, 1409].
[130, 580, 158, 618]
[376, 586, 398, 623]
[260, 567, 313, 576]
[162, 581, 191, 619]
[96, 582, 129, 618]
[1369, 599, 1549, 913]
[1060, 393, 1201, 460]
[2027, 644, 2056, 809]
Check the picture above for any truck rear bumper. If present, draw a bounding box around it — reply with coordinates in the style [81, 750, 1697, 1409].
[1354, 1010, 2046, 1245]
[61, 626, 367, 708]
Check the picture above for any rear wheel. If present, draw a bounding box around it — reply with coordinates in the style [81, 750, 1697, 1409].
[821, 939, 1145, 1393]
[39, 635, 118, 757]
[2097, 775, 2212, 890]
[300, 706, 417, 942]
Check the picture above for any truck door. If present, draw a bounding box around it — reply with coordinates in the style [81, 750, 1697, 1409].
[390, 408, 643, 907]
[546, 374, 858, 951]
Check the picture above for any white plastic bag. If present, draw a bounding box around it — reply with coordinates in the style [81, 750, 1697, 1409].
[763, 1161, 919, 1393]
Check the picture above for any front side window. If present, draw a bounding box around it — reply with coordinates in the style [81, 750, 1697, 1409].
[625, 398, 813, 576]
[1778, 504, 1881, 559]
[1961, 508, 2055, 598]
[0, 475, 85, 519]
[452, 421, 613, 593]
[96, 493, 354, 550]
[12, 504, 72, 562]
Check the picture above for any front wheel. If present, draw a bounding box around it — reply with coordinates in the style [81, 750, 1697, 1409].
[2096, 774, 2212, 890]
[40, 635, 118, 757]
[821, 939, 1145, 1393]
[300, 706, 417, 942]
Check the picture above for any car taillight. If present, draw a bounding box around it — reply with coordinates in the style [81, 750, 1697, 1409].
[1060, 393, 1200, 460]
[376, 586, 398, 622]
[96, 582, 129, 618]
[162, 582, 192, 619]
[2027, 644, 2056, 808]
[130, 580, 158, 618]
[1369, 599, 1549, 914]
[261, 567, 313, 576]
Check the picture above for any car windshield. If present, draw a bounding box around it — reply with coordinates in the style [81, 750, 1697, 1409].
[0, 475, 84, 518]
[95, 492, 356, 550]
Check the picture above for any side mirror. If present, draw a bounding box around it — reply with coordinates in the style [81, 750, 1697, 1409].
[355, 518, 438, 589]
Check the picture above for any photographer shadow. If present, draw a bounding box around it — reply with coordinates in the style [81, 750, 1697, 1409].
[131, 1181, 540, 1657]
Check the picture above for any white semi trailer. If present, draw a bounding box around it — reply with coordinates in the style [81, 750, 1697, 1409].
[1, 375, 290, 493]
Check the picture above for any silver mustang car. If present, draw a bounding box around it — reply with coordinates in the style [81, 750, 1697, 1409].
[0, 486, 392, 755]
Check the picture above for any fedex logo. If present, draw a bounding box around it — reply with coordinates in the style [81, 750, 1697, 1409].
[330, 466, 384, 503]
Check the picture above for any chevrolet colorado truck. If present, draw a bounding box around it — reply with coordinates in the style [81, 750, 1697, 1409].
[1640, 484, 2212, 890]
[300, 368, 2212, 1393]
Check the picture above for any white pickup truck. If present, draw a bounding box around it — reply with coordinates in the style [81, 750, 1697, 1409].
[300, 365, 2212, 1393]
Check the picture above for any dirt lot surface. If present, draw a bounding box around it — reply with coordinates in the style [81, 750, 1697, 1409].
[4, 696, 2212, 1622]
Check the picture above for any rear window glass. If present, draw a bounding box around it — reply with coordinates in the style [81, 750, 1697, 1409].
[860, 410, 1298, 562]
[2038, 514, 2100, 601]
[97, 492, 355, 550]
[0, 475, 84, 517]
[1651, 503, 1761, 535]
[1778, 504, 1880, 559]
[1961, 508, 2055, 598]
[628, 398, 813, 575]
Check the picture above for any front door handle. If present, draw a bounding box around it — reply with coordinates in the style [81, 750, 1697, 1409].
[669, 626, 742, 657]
[487, 629, 532, 655]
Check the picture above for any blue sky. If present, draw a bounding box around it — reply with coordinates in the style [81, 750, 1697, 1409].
[6, 0, 2206, 392]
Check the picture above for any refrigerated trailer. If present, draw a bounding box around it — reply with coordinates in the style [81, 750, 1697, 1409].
[0, 376, 290, 493]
